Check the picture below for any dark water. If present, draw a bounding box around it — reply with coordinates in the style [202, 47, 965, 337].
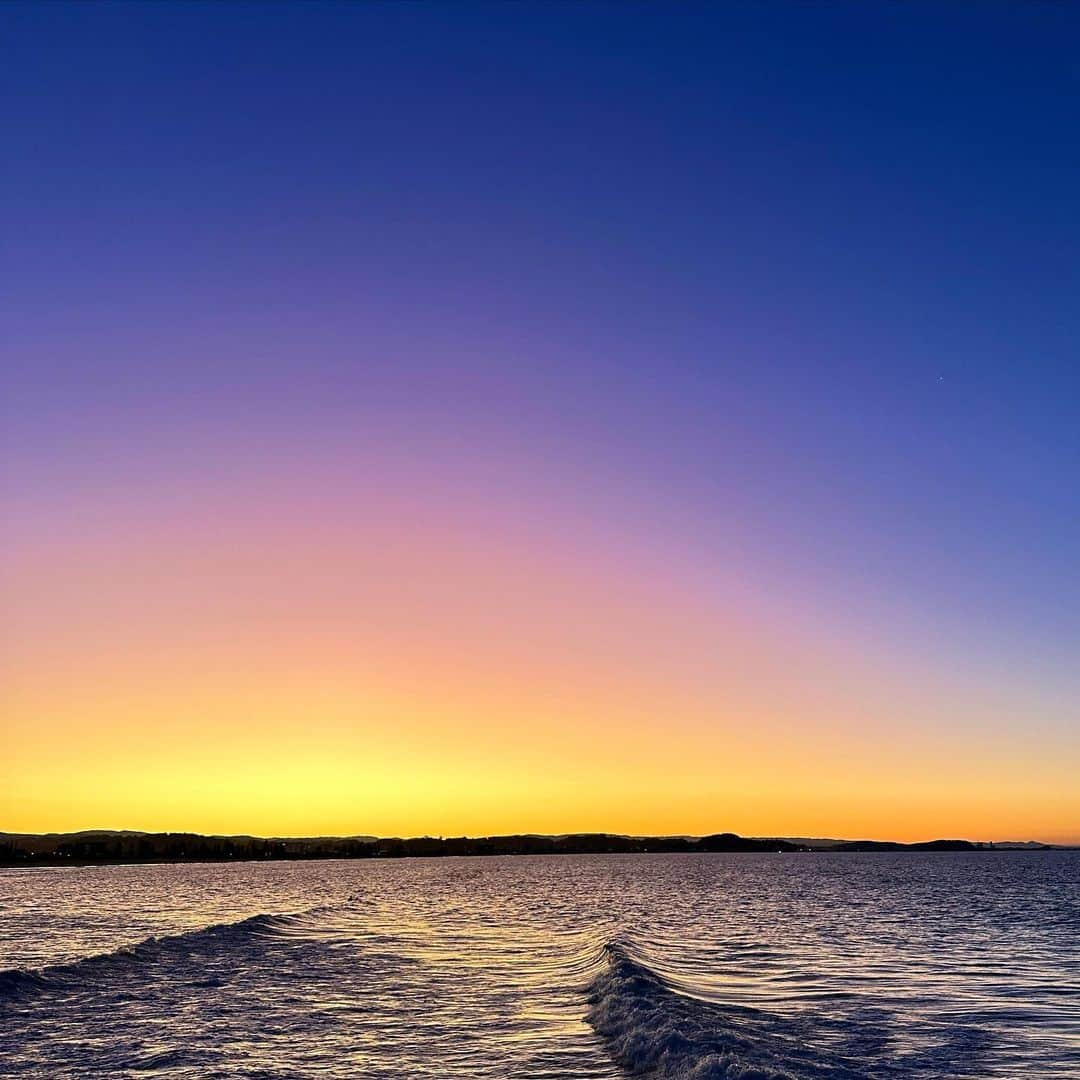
[1, 852, 1077, 1078]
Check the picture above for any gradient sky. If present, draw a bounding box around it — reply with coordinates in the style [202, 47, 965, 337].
[4, 2, 1079, 842]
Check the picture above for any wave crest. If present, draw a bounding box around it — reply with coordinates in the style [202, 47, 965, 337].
[0, 907, 329, 1005]
[588, 941, 1005, 1080]
[588, 941, 822, 1079]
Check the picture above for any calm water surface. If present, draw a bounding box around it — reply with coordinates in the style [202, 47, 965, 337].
[1, 852, 1077, 1078]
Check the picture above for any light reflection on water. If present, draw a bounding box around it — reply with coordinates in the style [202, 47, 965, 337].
[0, 852, 1077, 1077]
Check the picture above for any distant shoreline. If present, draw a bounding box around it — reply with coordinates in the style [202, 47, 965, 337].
[0, 830, 1064, 868]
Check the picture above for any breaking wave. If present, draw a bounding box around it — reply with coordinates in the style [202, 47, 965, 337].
[586, 940, 999, 1080]
[587, 941, 839, 1079]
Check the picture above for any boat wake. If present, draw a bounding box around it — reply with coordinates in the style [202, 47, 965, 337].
[587, 940, 999, 1079]
[0, 911, 1010, 1078]
[0, 904, 348, 1004]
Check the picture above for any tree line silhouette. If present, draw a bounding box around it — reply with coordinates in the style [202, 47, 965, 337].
[0, 829, 1000, 867]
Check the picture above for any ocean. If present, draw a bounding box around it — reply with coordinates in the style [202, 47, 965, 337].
[1, 852, 1076, 1078]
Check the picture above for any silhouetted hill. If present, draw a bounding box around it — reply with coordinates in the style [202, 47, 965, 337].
[699, 833, 803, 852]
[829, 839, 979, 852]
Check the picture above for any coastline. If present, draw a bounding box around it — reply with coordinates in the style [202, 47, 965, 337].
[1, 829, 1060, 869]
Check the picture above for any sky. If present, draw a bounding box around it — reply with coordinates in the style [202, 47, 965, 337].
[3, 2, 1078, 843]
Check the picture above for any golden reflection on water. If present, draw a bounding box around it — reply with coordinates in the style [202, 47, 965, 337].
[1, 853, 1077, 1078]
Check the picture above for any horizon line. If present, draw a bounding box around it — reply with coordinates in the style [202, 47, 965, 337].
[2, 826, 1071, 847]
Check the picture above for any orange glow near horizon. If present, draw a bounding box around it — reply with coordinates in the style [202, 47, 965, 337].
[4, 467, 1077, 846]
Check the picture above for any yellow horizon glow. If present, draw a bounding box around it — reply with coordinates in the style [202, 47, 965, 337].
[4, 480, 1078, 846]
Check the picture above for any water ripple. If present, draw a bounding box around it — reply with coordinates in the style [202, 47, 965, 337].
[0, 852, 1076, 1077]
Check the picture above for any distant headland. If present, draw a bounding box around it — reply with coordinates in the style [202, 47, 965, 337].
[0, 830, 1062, 867]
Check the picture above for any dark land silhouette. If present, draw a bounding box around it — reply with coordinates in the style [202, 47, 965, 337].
[0, 830, 1056, 867]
